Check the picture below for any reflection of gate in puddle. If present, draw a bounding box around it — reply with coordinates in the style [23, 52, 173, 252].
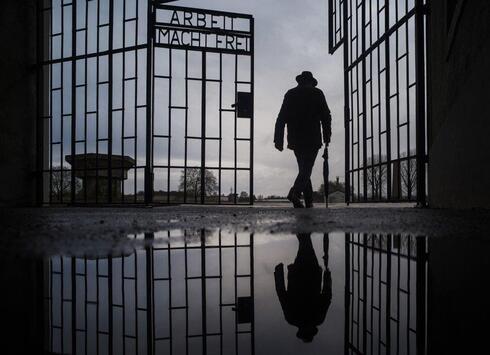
[45, 230, 254, 354]
[345, 234, 427, 355]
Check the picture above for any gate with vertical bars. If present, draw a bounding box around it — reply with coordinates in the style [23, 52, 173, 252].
[328, 0, 428, 204]
[38, 0, 254, 205]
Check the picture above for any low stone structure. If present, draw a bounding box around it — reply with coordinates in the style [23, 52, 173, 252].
[65, 154, 135, 201]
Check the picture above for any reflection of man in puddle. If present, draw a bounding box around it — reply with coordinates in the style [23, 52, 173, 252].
[274, 233, 332, 342]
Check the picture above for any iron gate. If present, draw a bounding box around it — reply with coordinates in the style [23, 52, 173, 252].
[328, 0, 428, 204]
[38, 0, 254, 206]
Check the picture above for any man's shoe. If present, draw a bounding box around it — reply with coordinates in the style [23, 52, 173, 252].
[287, 189, 305, 208]
[305, 200, 314, 208]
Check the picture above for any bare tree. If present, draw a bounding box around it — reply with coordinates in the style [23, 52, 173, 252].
[365, 152, 418, 200]
[51, 167, 82, 199]
[366, 155, 387, 199]
[400, 156, 417, 197]
[178, 168, 218, 200]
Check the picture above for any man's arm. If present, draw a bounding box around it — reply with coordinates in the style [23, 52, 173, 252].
[319, 91, 332, 145]
[274, 93, 289, 151]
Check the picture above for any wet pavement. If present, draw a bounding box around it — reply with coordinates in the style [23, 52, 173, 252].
[2, 206, 490, 354]
[3, 205, 490, 256]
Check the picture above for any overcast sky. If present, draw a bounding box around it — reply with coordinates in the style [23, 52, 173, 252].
[176, 0, 345, 196]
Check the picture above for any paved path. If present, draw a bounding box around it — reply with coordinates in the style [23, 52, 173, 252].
[2, 205, 490, 256]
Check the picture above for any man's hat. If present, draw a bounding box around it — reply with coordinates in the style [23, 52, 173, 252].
[296, 326, 319, 343]
[296, 71, 318, 87]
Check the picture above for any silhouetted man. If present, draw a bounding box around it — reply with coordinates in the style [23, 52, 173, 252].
[274, 71, 332, 208]
[274, 233, 332, 343]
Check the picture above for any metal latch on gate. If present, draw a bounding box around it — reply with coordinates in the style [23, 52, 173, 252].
[231, 92, 253, 118]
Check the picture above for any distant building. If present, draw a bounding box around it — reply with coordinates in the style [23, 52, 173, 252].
[328, 191, 345, 204]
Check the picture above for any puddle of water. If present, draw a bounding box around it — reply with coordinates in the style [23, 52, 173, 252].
[2, 230, 490, 354]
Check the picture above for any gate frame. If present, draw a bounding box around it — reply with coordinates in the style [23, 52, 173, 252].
[328, 0, 429, 205]
[148, 3, 255, 206]
[36, 0, 254, 206]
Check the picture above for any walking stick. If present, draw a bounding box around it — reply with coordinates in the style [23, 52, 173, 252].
[323, 146, 329, 208]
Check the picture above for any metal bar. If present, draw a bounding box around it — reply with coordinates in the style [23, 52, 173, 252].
[328, 0, 334, 53]
[396, 0, 402, 203]
[201, 52, 207, 204]
[415, 0, 427, 206]
[368, 0, 375, 201]
[145, 0, 155, 205]
[95, 0, 102, 204]
[49, 5, 53, 207]
[154, 23, 252, 37]
[60, 2, 65, 204]
[184, 50, 189, 204]
[234, 54, 238, 205]
[343, 0, 350, 204]
[250, 18, 255, 205]
[121, 0, 127, 203]
[153, 43, 252, 56]
[37, 0, 46, 206]
[218, 53, 223, 204]
[167, 48, 172, 204]
[361, 0, 368, 201]
[156, 4, 254, 20]
[42, 44, 149, 65]
[108, 0, 114, 203]
[84, 0, 89, 204]
[385, 0, 393, 201]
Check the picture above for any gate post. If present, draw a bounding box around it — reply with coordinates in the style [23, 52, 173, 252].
[201, 52, 207, 205]
[145, 0, 155, 205]
[250, 18, 255, 205]
[415, 0, 427, 206]
[342, 0, 350, 205]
